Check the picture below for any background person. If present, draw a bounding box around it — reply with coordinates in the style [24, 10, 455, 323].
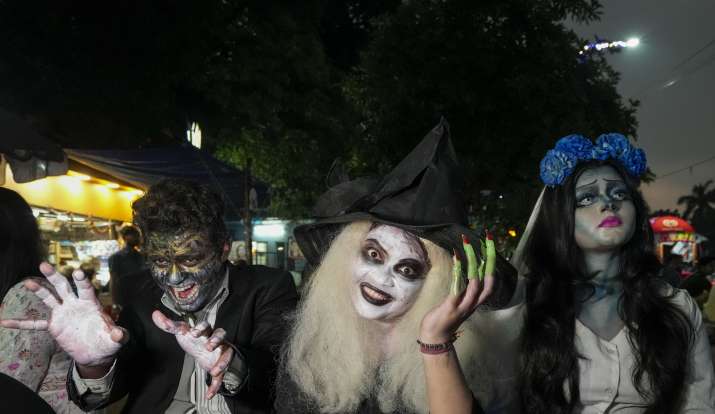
[661, 252, 684, 288]
[108, 224, 145, 309]
[0, 187, 94, 413]
[679, 257, 713, 308]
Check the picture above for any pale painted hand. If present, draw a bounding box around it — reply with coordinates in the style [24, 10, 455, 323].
[0, 263, 126, 367]
[152, 310, 234, 399]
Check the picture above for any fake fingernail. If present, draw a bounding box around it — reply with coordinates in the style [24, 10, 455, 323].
[485, 233, 496, 277]
[462, 235, 478, 280]
[450, 251, 465, 296]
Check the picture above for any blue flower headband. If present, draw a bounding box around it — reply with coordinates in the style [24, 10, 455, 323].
[539, 133, 647, 186]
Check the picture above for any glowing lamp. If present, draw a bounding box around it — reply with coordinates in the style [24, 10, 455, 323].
[253, 223, 285, 239]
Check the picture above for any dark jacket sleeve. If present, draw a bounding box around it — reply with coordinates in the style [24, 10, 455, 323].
[106, 303, 146, 402]
[228, 269, 298, 406]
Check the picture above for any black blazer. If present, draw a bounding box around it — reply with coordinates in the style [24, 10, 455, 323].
[68, 263, 298, 413]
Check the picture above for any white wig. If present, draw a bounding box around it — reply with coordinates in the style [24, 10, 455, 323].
[281, 221, 495, 413]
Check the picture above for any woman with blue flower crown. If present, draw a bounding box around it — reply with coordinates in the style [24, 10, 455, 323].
[417, 134, 715, 413]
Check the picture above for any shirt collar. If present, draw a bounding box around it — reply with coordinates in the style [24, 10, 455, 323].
[160, 267, 230, 325]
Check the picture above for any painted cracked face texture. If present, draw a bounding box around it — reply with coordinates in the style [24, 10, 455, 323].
[573, 165, 636, 253]
[350, 224, 430, 321]
[146, 231, 225, 313]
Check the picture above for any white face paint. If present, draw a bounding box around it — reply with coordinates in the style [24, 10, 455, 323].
[573, 165, 636, 253]
[350, 225, 430, 321]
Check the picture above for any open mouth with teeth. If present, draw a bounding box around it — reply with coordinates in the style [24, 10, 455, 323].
[170, 283, 199, 303]
[360, 282, 394, 306]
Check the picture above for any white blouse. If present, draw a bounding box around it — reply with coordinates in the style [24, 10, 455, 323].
[473, 281, 715, 413]
[576, 288, 714, 413]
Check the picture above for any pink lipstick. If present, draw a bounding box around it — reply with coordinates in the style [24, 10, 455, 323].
[599, 216, 622, 228]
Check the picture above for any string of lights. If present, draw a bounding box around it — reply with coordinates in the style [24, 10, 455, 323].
[634, 37, 715, 98]
[578, 37, 640, 56]
[654, 154, 715, 180]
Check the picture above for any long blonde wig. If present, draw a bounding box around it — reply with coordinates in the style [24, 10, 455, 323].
[281, 221, 494, 413]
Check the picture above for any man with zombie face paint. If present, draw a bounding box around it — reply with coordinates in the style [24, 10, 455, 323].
[275, 120, 518, 414]
[1, 179, 298, 413]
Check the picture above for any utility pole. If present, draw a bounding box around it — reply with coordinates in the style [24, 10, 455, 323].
[243, 158, 253, 264]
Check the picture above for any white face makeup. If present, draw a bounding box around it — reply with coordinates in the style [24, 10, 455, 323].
[573, 165, 636, 253]
[350, 224, 430, 321]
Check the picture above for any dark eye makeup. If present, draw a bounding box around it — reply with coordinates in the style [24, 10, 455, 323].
[151, 256, 171, 267]
[394, 259, 426, 280]
[575, 183, 632, 208]
[575, 184, 598, 207]
[362, 241, 385, 264]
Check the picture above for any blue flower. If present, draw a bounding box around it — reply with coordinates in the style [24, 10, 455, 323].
[539, 132, 647, 185]
[554, 134, 594, 160]
[540, 149, 578, 186]
[623, 148, 647, 177]
[593, 133, 630, 160]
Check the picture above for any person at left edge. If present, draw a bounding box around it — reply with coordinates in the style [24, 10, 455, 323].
[0, 178, 299, 413]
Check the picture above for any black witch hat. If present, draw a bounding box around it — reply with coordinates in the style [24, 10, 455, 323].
[294, 119, 517, 309]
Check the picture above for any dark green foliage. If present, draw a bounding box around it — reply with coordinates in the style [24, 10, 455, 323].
[677, 180, 715, 238]
[0, 0, 638, 223]
[346, 0, 637, 231]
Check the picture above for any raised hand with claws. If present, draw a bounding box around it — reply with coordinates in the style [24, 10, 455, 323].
[420, 231, 497, 345]
[151, 310, 235, 400]
[0, 263, 126, 377]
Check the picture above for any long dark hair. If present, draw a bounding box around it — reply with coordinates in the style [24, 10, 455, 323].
[520, 159, 693, 413]
[0, 188, 44, 301]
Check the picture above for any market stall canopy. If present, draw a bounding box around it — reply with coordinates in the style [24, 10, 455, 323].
[650, 216, 695, 233]
[0, 109, 68, 183]
[65, 145, 269, 220]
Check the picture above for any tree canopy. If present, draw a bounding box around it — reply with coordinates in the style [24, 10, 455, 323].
[344, 0, 637, 232]
[0, 0, 639, 227]
[678, 180, 715, 238]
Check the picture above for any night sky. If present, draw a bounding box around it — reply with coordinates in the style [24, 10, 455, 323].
[569, 0, 715, 212]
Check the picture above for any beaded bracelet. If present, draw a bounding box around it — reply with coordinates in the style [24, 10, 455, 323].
[416, 332, 461, 355]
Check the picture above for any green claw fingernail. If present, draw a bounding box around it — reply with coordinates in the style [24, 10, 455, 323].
[462, 234, 478, 280]
[485, 231, 496, 277]
[478, 240, 486, 281]
[450, 253, 465, 296]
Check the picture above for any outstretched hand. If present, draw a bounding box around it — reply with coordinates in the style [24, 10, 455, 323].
[152, 310, 234, 400]
[420, 233, 496, 344]
[0, 263, 126, 370]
